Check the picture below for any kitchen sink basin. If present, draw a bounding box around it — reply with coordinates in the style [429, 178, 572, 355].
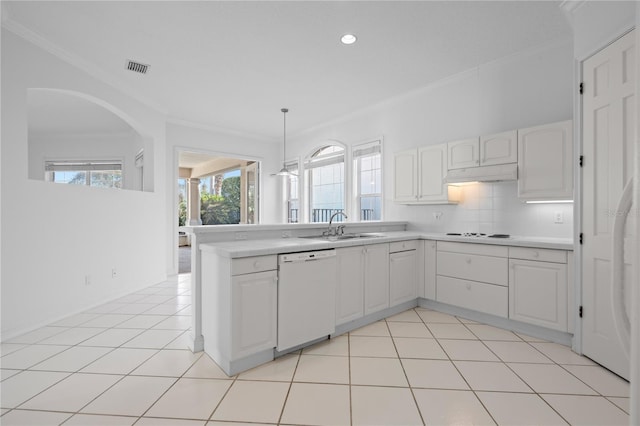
[301, 233, 384, 241]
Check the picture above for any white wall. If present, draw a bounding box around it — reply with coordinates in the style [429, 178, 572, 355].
[290, 38, 574, 238]
[1, 29, 168, 338]
[165, 122, 281, 274]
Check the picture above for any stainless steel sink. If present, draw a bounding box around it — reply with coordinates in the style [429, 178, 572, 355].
[301, 233, 384, 241]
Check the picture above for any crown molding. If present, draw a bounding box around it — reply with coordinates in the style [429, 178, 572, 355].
[2, 16, 168, 117]
[166, 116, 276, 144]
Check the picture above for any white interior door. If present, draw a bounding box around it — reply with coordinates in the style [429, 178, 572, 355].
[582, 29, 635, 380]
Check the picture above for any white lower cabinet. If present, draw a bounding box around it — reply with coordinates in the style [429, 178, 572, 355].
[437, 275, 508, 317]
[336, 243, 390, 322]
[434, 242, 571, 331]
[201, 252, 278, 374]
[232, 270, 278, 358]
[335, 246, 365, 325]
[436, 242, 509, 318]
[389, 241, 418, 306]
[509, 252, 568, 332]
[364, 243, 390, 316]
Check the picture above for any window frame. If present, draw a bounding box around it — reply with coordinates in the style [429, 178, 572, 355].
[44, 159, 124, 189]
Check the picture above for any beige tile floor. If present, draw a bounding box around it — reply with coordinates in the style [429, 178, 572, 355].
[0, 274, 630, 425]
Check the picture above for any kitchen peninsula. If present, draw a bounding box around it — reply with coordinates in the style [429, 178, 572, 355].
[185, 223, 573, 375]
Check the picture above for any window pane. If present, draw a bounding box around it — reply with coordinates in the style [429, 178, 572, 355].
[310, 162, 344, 222]
[53, 171, 86, 185]
[90, 170, 122, 189]
[360, 195, 381, 221]
[356, 151, 382, 221]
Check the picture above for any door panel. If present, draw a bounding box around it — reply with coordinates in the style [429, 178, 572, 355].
[582, 29, 635, 380]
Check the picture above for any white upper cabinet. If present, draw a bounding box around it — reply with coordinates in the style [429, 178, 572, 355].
[480, 130, 517, 166]
[393, 144, 460, 204]
[393, 149, 418, 203]
[518, 120, 573, 201]
[418, 144, 457, 203]
[447, 137, 480, 170]
[448, 132, 517, 170]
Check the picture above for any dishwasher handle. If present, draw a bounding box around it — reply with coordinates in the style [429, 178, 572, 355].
[278, 250, 336, 263]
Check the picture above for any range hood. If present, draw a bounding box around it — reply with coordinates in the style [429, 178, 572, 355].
[444, 163, 517, 184]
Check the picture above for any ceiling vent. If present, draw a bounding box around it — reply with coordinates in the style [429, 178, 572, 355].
[125, 59, 149, 75]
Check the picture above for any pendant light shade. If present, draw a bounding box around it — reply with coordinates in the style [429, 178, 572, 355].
[272, 108, 297, 177]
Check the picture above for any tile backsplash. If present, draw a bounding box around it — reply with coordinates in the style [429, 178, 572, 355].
[410, 181, 574, 239]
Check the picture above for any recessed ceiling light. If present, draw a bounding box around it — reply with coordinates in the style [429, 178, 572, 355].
[340, 34, 357, 45]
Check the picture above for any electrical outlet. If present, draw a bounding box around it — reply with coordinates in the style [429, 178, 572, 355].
[554, 211, 564, 224]
[235, 232, 248, 240]
[111, 268, 117, 279]
[433, 212, 443, 220]
[85, 275, 91, 285]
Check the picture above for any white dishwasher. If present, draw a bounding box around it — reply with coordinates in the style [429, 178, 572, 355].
[277, 249, 337, 352]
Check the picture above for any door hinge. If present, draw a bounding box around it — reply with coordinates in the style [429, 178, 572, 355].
[579, 305, 583, 318]
[579, 155, 584, 167]
[579, 233, 583, 245]
[579, 82, 584, 94]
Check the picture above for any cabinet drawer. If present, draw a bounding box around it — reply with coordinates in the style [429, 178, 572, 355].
[437, 241, 508, 257]
[437, 251, 508, 286]
[436, 275, 508, 317]
[509, 247, 567, 263]
[389, 240, 419, 253]
[232, 255, 277, 275]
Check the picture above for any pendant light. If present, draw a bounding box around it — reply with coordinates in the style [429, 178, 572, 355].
[272, 108, 297, 177]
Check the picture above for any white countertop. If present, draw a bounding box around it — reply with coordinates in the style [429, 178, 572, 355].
[200, 231, 573, 258]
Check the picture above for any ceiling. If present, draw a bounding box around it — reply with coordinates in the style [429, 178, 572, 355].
[4, 1, 572, 141]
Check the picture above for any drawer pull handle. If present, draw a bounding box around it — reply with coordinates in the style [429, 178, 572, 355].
[466, 258, 472, 264]
[253, 261, 261, 269]
[466, 283, 471, 290]
[532, 251, 539, 258]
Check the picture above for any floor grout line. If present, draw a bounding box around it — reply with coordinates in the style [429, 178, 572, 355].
[0, 276, 631, 425]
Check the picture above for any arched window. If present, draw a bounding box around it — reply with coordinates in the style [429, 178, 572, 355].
[305, 145, 345, 222]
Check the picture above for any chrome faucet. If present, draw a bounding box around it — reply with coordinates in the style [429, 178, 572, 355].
[327, 211, 348, 236]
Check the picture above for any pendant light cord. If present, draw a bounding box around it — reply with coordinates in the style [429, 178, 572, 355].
[281, 108, 288, 165]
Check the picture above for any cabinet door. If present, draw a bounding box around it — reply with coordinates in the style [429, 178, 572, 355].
[418, 144, 454, 203]
[447, 138, 480, 170]
[509, 259, 567, 331]
[518, 120, 573, 200]
[390, 249, 418, 306]
[364, 244, 390, 315]
[393, 149, 418, 202]
[335, 246, 364, 325]
[231, 271, 277, 359]
[424, 240, 437, 300]
[480, 130, 517, 166]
